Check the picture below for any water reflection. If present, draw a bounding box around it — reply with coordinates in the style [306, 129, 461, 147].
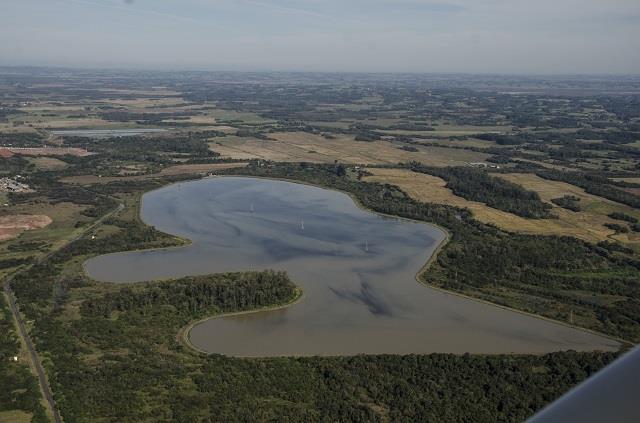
[84, 177, 619, 356]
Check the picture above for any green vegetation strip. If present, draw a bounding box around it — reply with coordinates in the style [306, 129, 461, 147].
[3, 161, 635, 421]
[0, 293, 48, 422]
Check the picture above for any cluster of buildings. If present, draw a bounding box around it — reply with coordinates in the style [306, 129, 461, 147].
[469, 162, 501, 169]
[0, 176, 33, 193]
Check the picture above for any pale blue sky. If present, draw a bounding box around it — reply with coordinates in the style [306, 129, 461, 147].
[2, 0, 639, 73]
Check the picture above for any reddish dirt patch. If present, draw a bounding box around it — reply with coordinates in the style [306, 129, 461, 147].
[0, 148, 14, 158]
[7, 147, 92, 157]
[0, 215, 52, 242]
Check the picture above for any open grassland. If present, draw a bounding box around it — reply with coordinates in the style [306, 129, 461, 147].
[29, 118, 112, 129]
[612, 177, 640, 184]
[60, 162, 248, 185]
[365, 168, 639, 245]
[26, 156, 68, 171]
[497, 173, 640, 246]
[0, 409, 33, 423]
[1, 201, 89, 252]
[211, 131, 490, 166]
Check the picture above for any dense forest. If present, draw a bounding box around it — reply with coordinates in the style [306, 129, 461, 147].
[53, 215, 186, 262]
[58, 132, 224, 177]
[0, 160, 627, 422]
[7, 254, 619, 422]
[409, 164, 554, 219]
[551, 195, 581, 212]
[0, 294, 48, 422]
[82, 270, 296, 319]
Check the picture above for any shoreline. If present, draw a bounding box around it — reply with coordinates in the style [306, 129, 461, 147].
[82, 174, 625, 354]
[178, 287, 304, 355]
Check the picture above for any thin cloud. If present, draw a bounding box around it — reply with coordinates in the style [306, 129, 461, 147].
[241, 0, 367, 25]
[242, 0, 328, 18]
[55, 0, 223, 28]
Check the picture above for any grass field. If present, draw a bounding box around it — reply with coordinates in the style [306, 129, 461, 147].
[612, 177, 640, 184]
[60, 162, 248, 185]
[497, 173, 640, 246]
[365, 168, 639, 246]
[211, 131, 491, 166]
[0, 408, 33, 423]
[26, 157, 68, 171]
[0, 201, 89, 252]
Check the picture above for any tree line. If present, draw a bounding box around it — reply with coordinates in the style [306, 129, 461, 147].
[225, 162, 640, 341]
[409, 163, 554, 219]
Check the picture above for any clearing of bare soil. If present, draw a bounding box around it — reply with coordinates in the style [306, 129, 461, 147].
[0, 148, 14, 158]
[0, 215, 52, 242]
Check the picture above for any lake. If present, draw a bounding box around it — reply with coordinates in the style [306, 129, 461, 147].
[84, 177, 619, 356]
[51, 128, 166, 138]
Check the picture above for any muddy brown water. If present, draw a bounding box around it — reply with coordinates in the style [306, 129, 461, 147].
[84, 177, 619, 356]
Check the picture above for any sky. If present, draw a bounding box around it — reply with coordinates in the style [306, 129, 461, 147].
[1, 0, 640, 74]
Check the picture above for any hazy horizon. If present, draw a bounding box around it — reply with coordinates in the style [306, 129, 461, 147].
[2, 0, 640, 74]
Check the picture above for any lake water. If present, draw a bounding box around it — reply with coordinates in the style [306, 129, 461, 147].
[84, 177, 619, 356]
[51, 128, 166, 138]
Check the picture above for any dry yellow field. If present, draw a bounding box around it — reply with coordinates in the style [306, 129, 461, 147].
[159, 163, 247, 176]
[612, 177, 640, 184]
[365, 168, 640, 245]
[0, 410, 33, 423]
[497, 173, 640, 245]
[61, 162, 247, 185]
[210, 131, 490, 166]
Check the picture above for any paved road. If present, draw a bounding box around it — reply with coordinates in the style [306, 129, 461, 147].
[3, 280, 63, 423]
[2, 202, 123, 423]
